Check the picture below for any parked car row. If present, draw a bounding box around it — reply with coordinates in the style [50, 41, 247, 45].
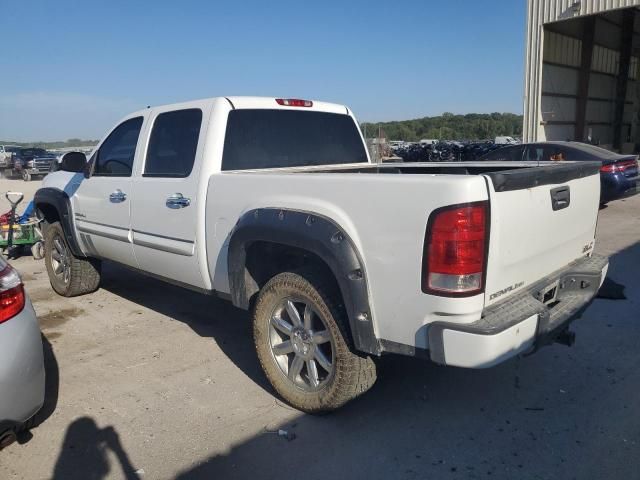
[0, 146, 58, 181]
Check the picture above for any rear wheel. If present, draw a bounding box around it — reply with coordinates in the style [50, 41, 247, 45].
[253, 270, 376, 413]
[44, 221, 101, 296]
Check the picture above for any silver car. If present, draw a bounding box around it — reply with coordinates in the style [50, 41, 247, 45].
[0, 256, 45, 447]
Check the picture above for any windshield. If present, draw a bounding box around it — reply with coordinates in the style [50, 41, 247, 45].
[19, 148, 49, 157]
[221, 109, 368, 170]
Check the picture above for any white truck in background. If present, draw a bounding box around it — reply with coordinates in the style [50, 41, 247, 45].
[35, 97, 608, 411]
[0, 145, 18, 175]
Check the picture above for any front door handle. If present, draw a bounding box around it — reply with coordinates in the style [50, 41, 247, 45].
[166, 193, 191, 209]
[109, 189, 127, 203]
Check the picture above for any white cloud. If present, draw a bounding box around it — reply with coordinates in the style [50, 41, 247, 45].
[0, 92, 141, 142]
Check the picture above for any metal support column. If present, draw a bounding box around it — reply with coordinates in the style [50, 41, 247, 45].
[612, 10, 635, 150]
[574, 16, 595, 141]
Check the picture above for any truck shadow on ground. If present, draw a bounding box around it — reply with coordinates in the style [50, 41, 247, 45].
[99, 263, 273, 392]
[99, 241, 639, 480]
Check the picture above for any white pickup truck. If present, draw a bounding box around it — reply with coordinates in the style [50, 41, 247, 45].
[35, 97, 608, 412]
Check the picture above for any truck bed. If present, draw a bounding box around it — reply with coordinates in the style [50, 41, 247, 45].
[209, 160, 601, 351]
[280, 161, 602, 192]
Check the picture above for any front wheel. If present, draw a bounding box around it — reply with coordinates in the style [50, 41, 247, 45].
[44, 221, 101, 296]
[253, 270, 376, 413]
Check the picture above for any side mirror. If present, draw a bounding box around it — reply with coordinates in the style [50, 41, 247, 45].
[60, 151, 87, 173]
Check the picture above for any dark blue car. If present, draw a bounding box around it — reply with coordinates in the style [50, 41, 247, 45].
[479, 142, 639, 204]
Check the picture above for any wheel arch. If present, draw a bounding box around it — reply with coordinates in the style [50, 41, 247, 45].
[34, 188, 84, 257]
[228, 208, 380, 355]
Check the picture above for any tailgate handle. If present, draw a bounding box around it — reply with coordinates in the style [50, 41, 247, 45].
[550, 186, 570, 211]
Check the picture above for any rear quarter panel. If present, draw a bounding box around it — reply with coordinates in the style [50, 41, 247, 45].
[205, 172, 489, 349]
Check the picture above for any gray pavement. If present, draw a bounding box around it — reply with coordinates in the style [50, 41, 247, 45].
[0, 176, 638, 480]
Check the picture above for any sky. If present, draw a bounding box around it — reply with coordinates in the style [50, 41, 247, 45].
[0, 0, 526, 141]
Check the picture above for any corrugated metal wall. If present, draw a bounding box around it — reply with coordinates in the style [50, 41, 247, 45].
[523, 0, 640, 143]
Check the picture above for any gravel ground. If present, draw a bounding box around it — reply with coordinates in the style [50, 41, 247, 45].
[0, 176, 639, 480]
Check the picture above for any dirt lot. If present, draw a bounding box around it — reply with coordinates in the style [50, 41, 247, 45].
[0, 177, 639, 480]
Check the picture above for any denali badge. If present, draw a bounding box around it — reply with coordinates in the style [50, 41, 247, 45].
[490, 281, 525, 301]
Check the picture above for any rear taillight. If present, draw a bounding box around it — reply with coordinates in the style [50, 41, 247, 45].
[0, 263, 25, 324]
[600, 159, 637, 173]
[275, 98, 313, 107]
[422, 202, 488, 296]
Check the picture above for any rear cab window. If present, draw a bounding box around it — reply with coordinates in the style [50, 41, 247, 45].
[563, 144, 607, 161]
[221, 110, 368, 171]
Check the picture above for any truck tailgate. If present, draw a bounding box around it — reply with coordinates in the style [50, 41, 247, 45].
[483, 162, 601, 307]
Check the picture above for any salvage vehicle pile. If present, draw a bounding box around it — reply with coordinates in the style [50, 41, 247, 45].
[390, 140, 507, 162]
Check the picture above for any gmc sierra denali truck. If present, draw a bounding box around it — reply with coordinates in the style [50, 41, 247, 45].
[34, 97, 608, 412]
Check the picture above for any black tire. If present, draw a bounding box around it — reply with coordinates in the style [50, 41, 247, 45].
[44, 221, 101, 297]
[253, 270, 376, 413]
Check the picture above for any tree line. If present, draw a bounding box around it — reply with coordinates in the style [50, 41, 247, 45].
[361, 112, 523, 141]
[0, 138, 98, 149]
[3, 112, 525, 148]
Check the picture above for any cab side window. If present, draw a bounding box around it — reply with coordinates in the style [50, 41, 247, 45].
[94, 117, 143, 177]
[144, 109, 202, 177]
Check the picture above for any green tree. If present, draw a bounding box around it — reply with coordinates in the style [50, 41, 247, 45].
[361, 112, 523, 141]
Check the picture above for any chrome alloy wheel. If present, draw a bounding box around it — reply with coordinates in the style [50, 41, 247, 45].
[268, 298, 335, 391]
[50, 235, 70, 285]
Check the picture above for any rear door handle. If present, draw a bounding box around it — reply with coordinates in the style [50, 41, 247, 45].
[109, 189, 127, 203]
[550, 186, 570, 211]
[166, 193, 191, 209]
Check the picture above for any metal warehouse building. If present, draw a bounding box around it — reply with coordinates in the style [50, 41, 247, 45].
[524, 0, 640, 153]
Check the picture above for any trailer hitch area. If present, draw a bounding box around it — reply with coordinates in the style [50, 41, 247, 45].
[554, 329, 576, 347]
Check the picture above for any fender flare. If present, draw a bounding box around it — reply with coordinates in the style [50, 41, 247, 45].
[228, 208, 380, 355]
[33, 188, 84, 257]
